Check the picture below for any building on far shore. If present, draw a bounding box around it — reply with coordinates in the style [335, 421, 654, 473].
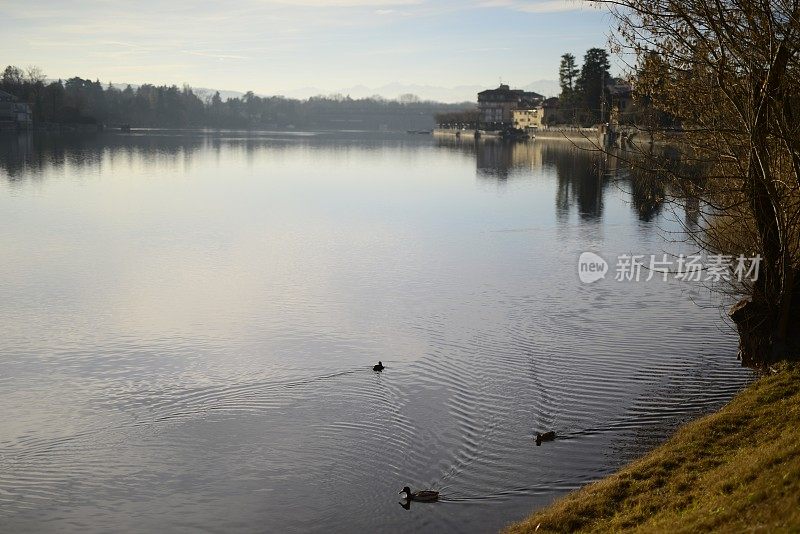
[607, 79, 634, 124]
[512, 108, 543, 131]
[540, 97, 561, 125]
[477, 84, 543, 129]
[0, 90, 32, 130]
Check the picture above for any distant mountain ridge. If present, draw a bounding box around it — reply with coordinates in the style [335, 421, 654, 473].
[275, 80, 560, 102]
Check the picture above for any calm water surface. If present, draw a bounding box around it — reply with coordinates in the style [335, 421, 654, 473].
[0, 131, 752, 533]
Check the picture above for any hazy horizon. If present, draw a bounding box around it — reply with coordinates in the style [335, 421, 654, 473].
[92, 79, 563, 103]
[3, 0, 612, 102]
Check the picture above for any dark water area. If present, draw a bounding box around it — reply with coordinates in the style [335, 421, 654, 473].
[0, 130, 752, 533]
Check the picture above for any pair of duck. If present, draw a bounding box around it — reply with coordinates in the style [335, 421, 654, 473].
[373, 358, 434, 504]
[399, 432, 554, 504]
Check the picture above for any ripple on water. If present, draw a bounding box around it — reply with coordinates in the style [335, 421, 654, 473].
[0, 134, 754, 533]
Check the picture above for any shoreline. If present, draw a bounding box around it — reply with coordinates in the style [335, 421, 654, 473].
[502, 364, 800, 533]
[433, 127, 602, 143]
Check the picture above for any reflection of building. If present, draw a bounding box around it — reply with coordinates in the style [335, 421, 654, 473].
[476, 141, 513, 178]
[512, 108, 543, 131]
[434, 137, 682, 224]
[477, 85, 543, 129]
[473, 139, 545, 179]
[0, 90, 33, 130]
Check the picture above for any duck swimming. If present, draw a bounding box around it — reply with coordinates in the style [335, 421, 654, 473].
[373, 361, 385, 372]
[399, 486, 439, 502]
[536, 431, 556, 446]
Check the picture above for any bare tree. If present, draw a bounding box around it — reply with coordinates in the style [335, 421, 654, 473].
[591, 0, 800, 365]
[25, 66, 46, 84]
[398, 93, 421, 104]
[2, 65, 24, 86]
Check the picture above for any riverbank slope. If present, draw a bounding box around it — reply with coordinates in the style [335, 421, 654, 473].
[503, 365, 800, 533]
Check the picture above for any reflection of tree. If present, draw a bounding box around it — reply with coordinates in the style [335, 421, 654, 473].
[4, 134, 688, 231]
[628, 171, 665, 222]
[434, 137, 614, 219]
[543, 143, 608, 221]
[624, 147, 708, 224]
[1, 132, 440, 184]
[0, 133, 34, 181]
[0, 133, 208, 182]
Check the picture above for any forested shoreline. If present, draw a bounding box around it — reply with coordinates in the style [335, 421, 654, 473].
[1, 65, 469, 131]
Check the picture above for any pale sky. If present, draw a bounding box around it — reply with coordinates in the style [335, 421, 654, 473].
[1, 0, 614, 100]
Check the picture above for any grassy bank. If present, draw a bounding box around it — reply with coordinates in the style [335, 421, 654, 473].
[504, 365, 800, 533]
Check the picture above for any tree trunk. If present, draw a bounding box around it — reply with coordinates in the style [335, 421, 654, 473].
[733, 63, 790, 366]
[729, 298, 772, 367]
[730, 279, 800, 367]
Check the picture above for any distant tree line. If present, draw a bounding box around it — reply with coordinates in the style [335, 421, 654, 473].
[1, 65, 469, 130]
[433, 109, 479, 129]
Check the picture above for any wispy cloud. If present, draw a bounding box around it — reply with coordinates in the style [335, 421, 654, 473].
[475, 0, 587, 13]
[3, 0, 608, 96]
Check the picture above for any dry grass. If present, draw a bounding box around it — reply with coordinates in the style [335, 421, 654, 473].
[503, 365, 800, 533]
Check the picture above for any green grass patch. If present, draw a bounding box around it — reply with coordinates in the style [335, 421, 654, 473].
[503, 364, 800, 533]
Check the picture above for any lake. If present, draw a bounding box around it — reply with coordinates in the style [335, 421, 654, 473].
[0, 131, 752, 533]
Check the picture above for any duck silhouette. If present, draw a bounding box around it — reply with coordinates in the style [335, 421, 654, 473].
[373, 361, 385, 372]
[399, 486, 439, 502]
[536, 431, 556, 446]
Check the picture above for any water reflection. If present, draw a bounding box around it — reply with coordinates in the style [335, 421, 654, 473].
[0, 130, 433, 184]
[433, 135, 696, 224]
[474, 141, 542, 180]
[3, 132, 684, 227]
[0, 132, 35, 180]
[0, 131, 751, 534]
[546, 143, 607, 221]
[628, 171, 666, 222]
[0, 131, 208, 181]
